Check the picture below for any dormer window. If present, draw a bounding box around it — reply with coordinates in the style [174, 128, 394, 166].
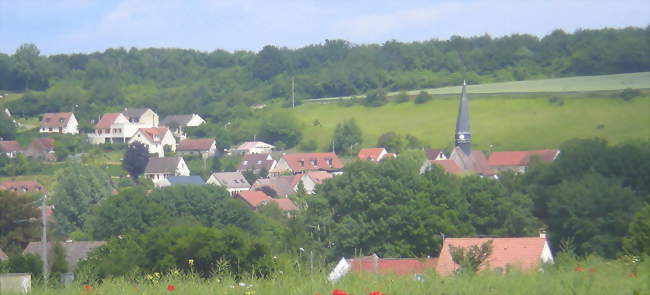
[325, 158, 333, 166]
[299, 160, 305, 167]
[311, 159, 317, 166]
[256, 160, 262, 164]
[59, 118, 64, 123]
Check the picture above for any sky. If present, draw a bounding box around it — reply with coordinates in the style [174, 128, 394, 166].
[0, 0, 648, 55]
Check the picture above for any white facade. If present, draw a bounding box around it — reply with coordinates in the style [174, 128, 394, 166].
[128, 128, 176, 157]
[39, 113, 79, 134]
[145, 158, 190, 187]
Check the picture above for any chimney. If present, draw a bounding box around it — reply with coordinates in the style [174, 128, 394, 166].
[539, 229, 547, 239]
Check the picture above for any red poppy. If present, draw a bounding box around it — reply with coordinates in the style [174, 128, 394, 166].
[588, 268, 596, 273]
[83, 285, 93, 290]
[332, 290, 349, 295]
[628, 273, 636, 278]
[167, 285, 176, 292]
[369, 292, 385, 295]
[575, 266, 584, 272]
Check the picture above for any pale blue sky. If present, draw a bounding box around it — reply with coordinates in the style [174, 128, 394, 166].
[1, 0, 648, 55]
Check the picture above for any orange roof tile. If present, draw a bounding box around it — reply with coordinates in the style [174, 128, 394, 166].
[237, 191, 272, 208]
[349, 255, 438, 275]
[40, 112, 73, 129]
[95, 113, 122, 129]
[0, 140, 21, 153]
[436, 237, 548, 276]
[177, 138, 215, 151]
[487, 151, 530, 167]
[357, 148, 386, 162]
[281, 153, 343, 172]
[0, 180, 48, 194]
[271, 198, 298, 211]
[431, 160, 463, 175]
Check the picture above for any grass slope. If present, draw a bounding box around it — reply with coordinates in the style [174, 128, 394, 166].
[291, 92, 650, 151]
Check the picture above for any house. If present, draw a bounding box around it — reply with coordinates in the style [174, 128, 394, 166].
[89, 112, 135, 144]
[328, 254, 438, 281]
[0, 248, 8, 261]
[448, 147, 495, 178]
[122, 108, 158, 127]
[206, 172, 250, 195]
[144, 157, 190, 187]
[435, 234, 554, 276]
[24, 138, 56, 161]
[176, 138, 217, 158]
[298, 171, 333, 194]
[238, 153, 276, 173]
[357, 148, 396, 162]
[236, 191, 298, 212]
[233, 141, 275, 155]
[0, 180, 48, 194]
[39, 112, 78, 134]
[487, 149, 560, 174]
[0, 140, 21, 158]
[160, 114, 206, 139]
[158, 176, 205, 187]
[23, 241, 106, 272]
[271, 152, 343, 175]
[420, 159, 464, 176]
[425, 149, 448, 161]
[251, 175, 302, 197]
[128, 127, 176, 157]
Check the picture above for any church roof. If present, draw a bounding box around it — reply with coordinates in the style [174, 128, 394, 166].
[455, 82, 471, 155]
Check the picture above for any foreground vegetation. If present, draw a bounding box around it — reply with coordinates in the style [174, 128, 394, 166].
[22, 257, 650, 295]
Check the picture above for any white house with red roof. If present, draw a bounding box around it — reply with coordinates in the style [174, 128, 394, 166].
[435, 234, 554, 276]
[39, 112, 78, 134]
[357, 148, 396, 162]
[488, 149, 560, 174]
[298, 171, 333, 194]
[0, 180, 48, 194]
[233, 141, 275, 155]
[144, 157, 190, 187]
[24, 138, 56, 161]
[128, 127, 176, 157]
[89, 109, 159, 144]
[271, 152, 343, 175]
[0, 140, 21, 158]
[328, 254, 438, 281]
[176, 138, 217, 158]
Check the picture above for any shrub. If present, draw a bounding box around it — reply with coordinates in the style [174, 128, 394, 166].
[414, 91, 433, 104]
[620, 88, 641, 101]
[396, 91, 410, 103]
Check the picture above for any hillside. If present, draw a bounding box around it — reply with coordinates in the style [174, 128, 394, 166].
[290, 91, 650, 151]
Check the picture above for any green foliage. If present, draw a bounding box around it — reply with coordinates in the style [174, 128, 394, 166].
[299, 139, 318, 152]
[620, 88, 641, 101]
[85, 187, 167, 240]
[6, 253, 43, 277]
[51, 242, 69, 275]
[622, 204, 650, 257]
[0, 190, 39, 255]
[449, 240, 493, 275]
[122, 142, 149, 183]
[396, 91, 409, 103]
[51, 163, 113, 236]
[377, 131, 403, 153]
[0, 110, 16, 140]
[219, 155, 241, 172]
[363, 88, 387, 107]
[332, 119, 362, 155]
[414, 91, 433, 104]
[258, 112, 302, 149]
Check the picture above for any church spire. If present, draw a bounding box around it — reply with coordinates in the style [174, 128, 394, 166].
[455, 80, 471, 155]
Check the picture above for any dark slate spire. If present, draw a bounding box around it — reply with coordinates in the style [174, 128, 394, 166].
[455, 80, 471, 155]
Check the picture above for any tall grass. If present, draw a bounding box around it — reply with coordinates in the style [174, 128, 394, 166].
[23, 257, 649, 295]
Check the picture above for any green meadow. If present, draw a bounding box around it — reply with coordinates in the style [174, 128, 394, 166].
[291, 91, 650, 152]
[22, 258, 650, 295]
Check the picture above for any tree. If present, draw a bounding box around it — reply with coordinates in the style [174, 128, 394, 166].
[396, 91, 409, 103]
[6, 253, 43, 278]
[258, 111, 302, 148]
[363, 88, 387, 107]
[252, 45, 286, 81]
[50, 242, 69, 275]
[51, 163, 113, 236]
[13, 43, 42, 90]
[332, 119, 362, 155]
[622, 204, 650, 257]
[122, 142, 149, 183]
[0, 110, 16, 140]
[449, 240, 493, 275]
[0, 190, 39, 254]
[414, 91, 433, 104]
[377, 132, 404, 153]
[85, 187, 167, 240]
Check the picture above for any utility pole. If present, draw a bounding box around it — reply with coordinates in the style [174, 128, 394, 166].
[41, 195, 48, 280]
[291, 77, 295, 109]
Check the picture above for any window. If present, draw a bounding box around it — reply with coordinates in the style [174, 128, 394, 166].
[243, 161, 248, 165]
[49, 128, 53, 132]
[311, 159, 317, 166]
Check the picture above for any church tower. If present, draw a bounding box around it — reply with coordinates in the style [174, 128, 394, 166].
[455, 81, 471, 155]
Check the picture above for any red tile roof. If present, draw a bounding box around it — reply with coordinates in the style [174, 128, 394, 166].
[470, 151, 495, 176]
[271, 198, 298, 211]
[527, 150, 560, 163]
[305, 171, 333, 185]
[349, 255, 438, 275]
[425, 149, 446, 160]
[281, 153, 343, 172]
[358, 148, 386, 162]
[40, 112, 73, 129]
[177, 138, 215, 151]
[31, 138, 55, 152]
[487, 151, 530, 167]
[431, 160, 463, 175]
[237, 191, 273, 208]
[137, 127, 169, 143]
[0, 180, 48, 194]
[0, 140, 21, 153]
[436, 237, 548, 276]
[95, 113, 122, 129]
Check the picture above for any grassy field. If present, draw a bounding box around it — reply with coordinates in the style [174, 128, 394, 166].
[290, 92, 650, 152]
[22, 258, 650, 295]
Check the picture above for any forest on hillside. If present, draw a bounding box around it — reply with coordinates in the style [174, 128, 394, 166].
[1, 27, 649, 128]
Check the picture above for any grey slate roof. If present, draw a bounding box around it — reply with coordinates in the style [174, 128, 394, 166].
[23, 241, 106, 271]
[122, 108, 151, 119]
[209, 172, 250, 189]
[454, 82, 472, 155]
[166, 176, 204, 185]
[145, 157, 182, 174]
[160, 115, 194, 127]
